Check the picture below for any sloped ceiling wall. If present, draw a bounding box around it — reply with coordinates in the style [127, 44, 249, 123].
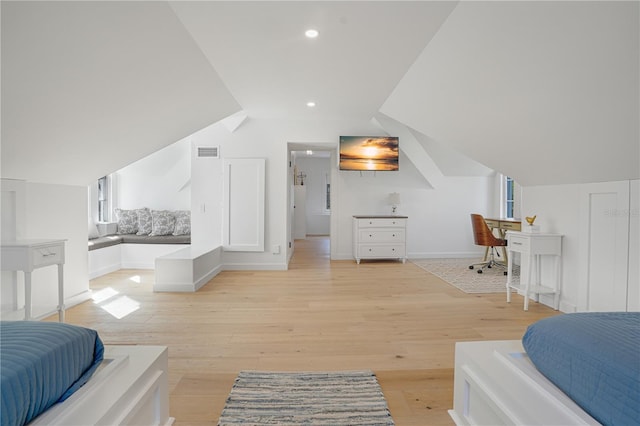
[1, 1, 241, 186]
[381, 1, 639, 186]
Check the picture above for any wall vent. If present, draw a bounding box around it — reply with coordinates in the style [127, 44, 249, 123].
[197, 146, 220, 158]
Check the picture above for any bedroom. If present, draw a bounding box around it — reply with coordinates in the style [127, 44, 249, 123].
[1, 1, 638, 425]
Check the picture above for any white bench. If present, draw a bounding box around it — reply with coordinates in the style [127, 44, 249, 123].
[154, 245, 223, 292]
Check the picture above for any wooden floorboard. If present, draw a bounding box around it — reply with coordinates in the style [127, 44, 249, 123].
[55, 236, 559, 425]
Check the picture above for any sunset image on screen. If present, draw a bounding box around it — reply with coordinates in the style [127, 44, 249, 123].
[339, 136, 399, 171]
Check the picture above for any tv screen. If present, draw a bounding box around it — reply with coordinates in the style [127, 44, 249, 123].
[339, 136, 399, 171]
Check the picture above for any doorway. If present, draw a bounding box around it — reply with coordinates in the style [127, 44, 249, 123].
[287, 143, 336, 264]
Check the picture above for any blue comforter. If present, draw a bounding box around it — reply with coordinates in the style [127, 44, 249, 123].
[523, 312, 640, 426]
[0, 321, 104, 426]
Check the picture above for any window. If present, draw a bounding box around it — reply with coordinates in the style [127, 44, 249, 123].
[97, 176, 110, 222]
[504, 175, 514, 219]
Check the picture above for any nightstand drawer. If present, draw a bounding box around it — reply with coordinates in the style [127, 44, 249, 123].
[32, 245, 64, 268]
[359, 229, 405, 243]
[508, 235, 530, 252]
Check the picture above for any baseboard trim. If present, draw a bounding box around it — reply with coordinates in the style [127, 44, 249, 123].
[89, 263, 121, 280]
[223, 262, 288, 271]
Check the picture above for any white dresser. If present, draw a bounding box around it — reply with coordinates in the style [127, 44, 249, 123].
[352, 216, 407, 264]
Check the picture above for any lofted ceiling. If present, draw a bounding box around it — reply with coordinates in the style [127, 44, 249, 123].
[1, 1, 637, 187]
[169, 1, 457, 121]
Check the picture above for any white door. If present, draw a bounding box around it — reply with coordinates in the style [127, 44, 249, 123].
[578, 180, 630, 311]
[223, 158, 265, 252]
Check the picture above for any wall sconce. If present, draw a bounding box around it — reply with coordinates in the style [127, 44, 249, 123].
[388, 192, 401, 215]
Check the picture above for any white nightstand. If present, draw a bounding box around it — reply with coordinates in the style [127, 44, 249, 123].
[1, 239, 66, 321]
[506, 231, 563, 311]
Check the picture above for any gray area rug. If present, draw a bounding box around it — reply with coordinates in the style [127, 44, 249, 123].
[411, 258, 519, 294]
[218, 370, 395, 425]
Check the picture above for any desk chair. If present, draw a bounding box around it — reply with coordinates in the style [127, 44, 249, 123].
[468, 213, 508, 274]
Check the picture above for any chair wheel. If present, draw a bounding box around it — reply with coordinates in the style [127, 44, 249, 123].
[487, 265, 492, 269]
[477, 270, 483, 274]
[469, 265, 474, 270]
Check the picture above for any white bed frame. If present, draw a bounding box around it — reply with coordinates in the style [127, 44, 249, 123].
[29, 345, 174, 426]
[449, 340, 601, 426]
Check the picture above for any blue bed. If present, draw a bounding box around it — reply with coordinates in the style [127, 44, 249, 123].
[0, 321, 104, 426]
[522, 312, 640, 426]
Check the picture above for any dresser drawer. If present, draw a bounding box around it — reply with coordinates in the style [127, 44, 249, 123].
[31, 245, 64, 268]
[500, 221, 521, 231]
[358, 229, 405, 243]
[357, 218, 406, 228]
[359, 244, 406, 258]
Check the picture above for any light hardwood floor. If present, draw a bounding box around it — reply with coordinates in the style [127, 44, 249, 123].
[57, 237, 558, 425]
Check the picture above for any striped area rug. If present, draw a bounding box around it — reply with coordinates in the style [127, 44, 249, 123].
[218, 370, 395, 425]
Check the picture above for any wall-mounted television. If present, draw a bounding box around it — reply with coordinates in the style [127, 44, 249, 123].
[339, 136, 399, 171]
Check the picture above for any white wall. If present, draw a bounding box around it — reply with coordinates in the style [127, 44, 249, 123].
[1, 180, 89, 319]
[333, 155, 496, 260]
[114, 138, 191, 211]
[522, 179, 639, 313]
[188, 117, 497, 269]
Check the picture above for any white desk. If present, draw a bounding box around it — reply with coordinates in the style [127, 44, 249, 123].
[506, 231, 562, 311]
[1, 239, 66, 321]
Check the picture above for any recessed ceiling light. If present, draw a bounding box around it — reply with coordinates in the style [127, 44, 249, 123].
[306, 101, 316, 108]
[305, 29, 319, 39]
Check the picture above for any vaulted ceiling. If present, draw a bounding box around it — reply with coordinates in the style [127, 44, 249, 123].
[2, 1, 638, 187]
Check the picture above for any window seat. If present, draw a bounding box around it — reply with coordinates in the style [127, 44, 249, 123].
[88, 234, 191, 280]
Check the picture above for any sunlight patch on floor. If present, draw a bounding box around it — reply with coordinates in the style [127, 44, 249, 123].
[91, 287, 119, 304]
[100, 296, 140, 319]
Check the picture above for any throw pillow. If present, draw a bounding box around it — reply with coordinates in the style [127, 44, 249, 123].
[173, 210, 191, 236]
[88, 219, 100, 239]
[114, 208, 138, 234]
[149, 210, 176, 236]
[136, 208, 152, 236]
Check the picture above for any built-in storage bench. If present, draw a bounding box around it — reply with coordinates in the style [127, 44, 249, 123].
[88, 233, 190, 279]
[154, 245, 223, 292]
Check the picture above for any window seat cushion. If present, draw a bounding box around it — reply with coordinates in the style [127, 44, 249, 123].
[88, 234, 190, 251]
[120, 234, 191, 244]
[88, 235, 123, 251]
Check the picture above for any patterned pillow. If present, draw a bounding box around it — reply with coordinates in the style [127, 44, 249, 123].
[173, 210, 191, 236]
[136, 208, 152, 236]
[114, 208, 138, 234]
[149, 210, 176, 236]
